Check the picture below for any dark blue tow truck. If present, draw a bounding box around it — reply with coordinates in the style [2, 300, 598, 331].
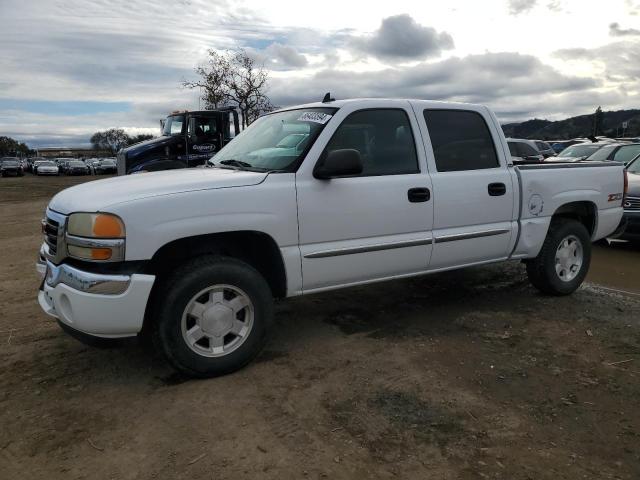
[117, 108, 240, 175]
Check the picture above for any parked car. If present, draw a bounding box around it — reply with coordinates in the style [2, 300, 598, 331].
[65, 160, 90, 175]
[35, 161, 60, 176]
[585, 143, 640, 166]
[56, 158, 75, 174]
[610, 156, 640, 243]
[37, 98, 625, 377]
[95, 158, 117, 174]
[532, 140, 556, 158]
[547, 143, 606, 162]
[85, 158, 101, 174]
[32, 159, 49, 174]
[0, 157, 24, 176]
[507, 138, 544, 163]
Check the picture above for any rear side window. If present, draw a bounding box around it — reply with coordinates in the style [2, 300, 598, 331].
[325, 109, 419, 176]
[517, 142, 539, 156]
[423, 110, 499, 172]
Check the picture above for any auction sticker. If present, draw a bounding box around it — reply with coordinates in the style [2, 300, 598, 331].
[298, 112, 332, 124]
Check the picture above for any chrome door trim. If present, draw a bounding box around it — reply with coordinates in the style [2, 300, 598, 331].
[304, 238, 433, 259]
[434, 228, 510, 244]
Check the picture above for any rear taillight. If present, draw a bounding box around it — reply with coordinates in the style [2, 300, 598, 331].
[623, 169, 628, 206]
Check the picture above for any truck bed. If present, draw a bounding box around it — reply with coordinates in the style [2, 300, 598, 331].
[511, 161, 625, 258]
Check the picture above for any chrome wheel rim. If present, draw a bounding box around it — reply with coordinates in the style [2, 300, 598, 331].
[181, 284, 254, 358]
[554, 235, 583, 282]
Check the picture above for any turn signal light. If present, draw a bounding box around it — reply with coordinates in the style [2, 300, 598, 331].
[67, 245, 113, 261]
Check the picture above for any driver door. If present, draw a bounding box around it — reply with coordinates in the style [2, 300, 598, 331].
[186, 115, 221, 167]
[295, 103, 434, 293]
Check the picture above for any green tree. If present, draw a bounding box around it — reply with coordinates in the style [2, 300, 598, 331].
[0, 136, 33, 156]
[592, 106, 604, 136]
[90, 129, 151, 153]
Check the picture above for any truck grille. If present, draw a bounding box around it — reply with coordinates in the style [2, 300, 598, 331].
[42, 209, 67, 262]
[43, 218, 59, 254]
[624, 196, 640, 211]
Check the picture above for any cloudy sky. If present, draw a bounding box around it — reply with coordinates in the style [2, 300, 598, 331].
[0, 0, 639, 147]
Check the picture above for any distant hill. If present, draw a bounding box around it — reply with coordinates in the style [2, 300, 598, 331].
[502, 109, 640, 140]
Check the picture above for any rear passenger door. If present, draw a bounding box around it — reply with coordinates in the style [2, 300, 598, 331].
[416, 106, 517, 270]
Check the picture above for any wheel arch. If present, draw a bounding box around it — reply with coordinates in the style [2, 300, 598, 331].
[140, 230, 287, 338]
[550, 200, 598, 238]
[145, 230, 287, 298]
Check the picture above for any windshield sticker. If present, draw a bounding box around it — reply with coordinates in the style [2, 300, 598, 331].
[298, 112, 332, 124]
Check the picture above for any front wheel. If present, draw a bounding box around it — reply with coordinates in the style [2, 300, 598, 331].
[526, 219, 591, 295]
[153, 256, 273, 377]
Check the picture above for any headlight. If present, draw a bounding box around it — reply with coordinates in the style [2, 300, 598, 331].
[66, 213, 125, 262]
[67, 213, 125, 238]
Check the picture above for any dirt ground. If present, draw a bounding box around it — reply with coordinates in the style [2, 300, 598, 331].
[1, 174, 639, 480]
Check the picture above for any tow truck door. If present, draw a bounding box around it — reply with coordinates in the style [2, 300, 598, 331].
[186, 114, 223, 167]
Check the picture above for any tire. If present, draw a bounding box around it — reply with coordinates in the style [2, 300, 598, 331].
[526, 219, 591, 296]
[152, 255, 273, 377]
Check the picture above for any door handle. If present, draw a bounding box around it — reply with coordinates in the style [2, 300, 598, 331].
[488, 183, 506, 196]
[408, 187, 431, 203]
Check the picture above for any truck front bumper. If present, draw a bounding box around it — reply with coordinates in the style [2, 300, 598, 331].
[37, 258, 155, 338]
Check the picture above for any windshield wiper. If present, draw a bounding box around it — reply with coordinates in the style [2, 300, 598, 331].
[218, 159, 254, 170]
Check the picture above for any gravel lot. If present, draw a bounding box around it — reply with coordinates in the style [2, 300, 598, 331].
[1, 174, 639, 479]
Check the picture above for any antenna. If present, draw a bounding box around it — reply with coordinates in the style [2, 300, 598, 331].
[322, 92, 335, 103]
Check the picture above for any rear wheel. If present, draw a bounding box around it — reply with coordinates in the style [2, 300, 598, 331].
[526, 219, 591, 295]
[153, 256, 273, 377]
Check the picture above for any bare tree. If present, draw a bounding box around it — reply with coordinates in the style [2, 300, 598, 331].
[225, 50, 272, 128]
[182, 49, 275, 126]
[182, 50, 231, 109]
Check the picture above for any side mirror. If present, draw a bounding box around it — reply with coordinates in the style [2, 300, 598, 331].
[524, 155, 542, 163]
[314, 149, 363, 180]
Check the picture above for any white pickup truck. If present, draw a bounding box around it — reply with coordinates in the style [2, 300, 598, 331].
[37, 98, 627, 377]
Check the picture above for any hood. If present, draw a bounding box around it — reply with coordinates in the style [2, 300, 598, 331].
[49, 167, 268, 214]
[121, 135, 175, 159]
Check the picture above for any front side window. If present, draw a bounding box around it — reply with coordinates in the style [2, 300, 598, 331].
[323, 109, 418, 176]
[424, 110, 499, 172]
[614, 144, 640, 164]
[211, 107, 336, 172]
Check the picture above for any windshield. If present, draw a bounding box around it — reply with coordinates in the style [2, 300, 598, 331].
[102, 160, 116, 165]
[69, 161, 84, 166]
[558, 144, 602, 158]
[628, 157, 640, 174]
[586, 145, 616, 161]
[41, 162, 56, 167]
[210, 107, 337, 171]
[163, 115, 185, 136]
